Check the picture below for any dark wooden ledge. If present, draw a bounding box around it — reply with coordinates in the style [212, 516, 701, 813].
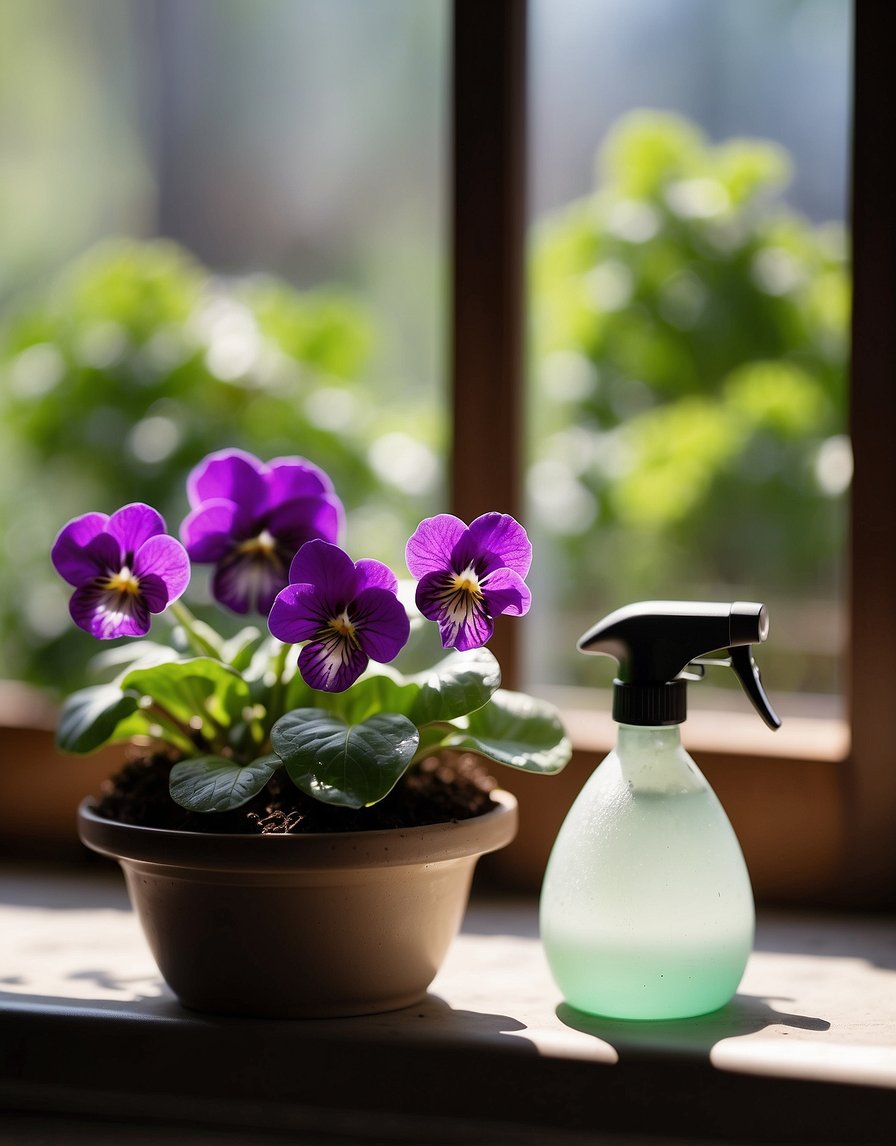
[1, 865, 895, 1143]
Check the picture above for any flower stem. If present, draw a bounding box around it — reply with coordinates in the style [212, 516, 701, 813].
[142, 705, 198, 757]
[169, 601, 221, 659]
[181, 677, 225, 749]
[409, 723, 453, 765]
[264, 641, 292, 733]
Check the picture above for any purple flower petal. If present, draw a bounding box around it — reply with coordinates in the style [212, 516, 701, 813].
[69, 582, 152, 640]
[270, 544, 409, 691]
[354, 558, 398, 595]
[184, 451, 344, 617]
[287, 541, 358, 610]
[415, 570, 493, 651]
[481, 567, 531, 618]
[466, 513, 532, 578]
[406, 510, 532, 650]
[180, 499, 243, 562]
[267, 583, 327, 645]
[211, 546, 290, 616]
[136, 574, 170, 615]
[51, 513, 111, 586]
[405, 515, 468, 579]
[266, 495, 342, 551]
[82, 533, 124, 576]
[265, 457, 336, 504]
[106, 503, 166, 558]
[53, 503, 190, 640]
[133, 534, 191, 608]
[186, 448, 266, 511]
[298, 634, 368, 692]
[452, 615, 494, 651]
[351, 587, 411, 662]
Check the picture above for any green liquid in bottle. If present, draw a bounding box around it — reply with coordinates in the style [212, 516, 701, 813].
[540, 727, 754, 1021]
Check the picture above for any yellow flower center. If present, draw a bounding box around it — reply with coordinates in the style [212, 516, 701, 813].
[237, 529, 277, 557]
[452, 564, 483, 599]
[329, 610, 358, 644]
[103, 567, 141, 596]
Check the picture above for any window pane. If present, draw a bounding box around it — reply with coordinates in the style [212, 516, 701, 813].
[0, 0, 447, 689]
[525, 0, 851, 716]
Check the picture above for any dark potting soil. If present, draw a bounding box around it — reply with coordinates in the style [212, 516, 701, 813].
[94, 751, 499, 834]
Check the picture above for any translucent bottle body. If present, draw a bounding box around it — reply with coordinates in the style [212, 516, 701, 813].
[539, 724, 754, 1020]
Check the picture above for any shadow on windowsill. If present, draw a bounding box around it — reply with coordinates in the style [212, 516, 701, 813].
[557, 992, 830, 1058]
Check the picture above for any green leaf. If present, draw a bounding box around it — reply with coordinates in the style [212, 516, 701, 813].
[55, 683, 140, 754]
[220, 626, 264, 671]
[170, 613, 224, 659]
[599, 109, 706, 197]
[281, 664, 316, 712]
[612, 398, 746, 527]
[169, 753, 280, 813]
[414, 722, 456, 759]
[240, 634, 288, 684]
[715, 138, 792, 207]
[121, 657, 250, 728]
[443, 689, 571, 775]
[322, 670, 421, 724]
[409, 648, 501, 725]
[87, 641, 177, 682]
[271, 709, 420, 809]
[724, 361, 827, 437]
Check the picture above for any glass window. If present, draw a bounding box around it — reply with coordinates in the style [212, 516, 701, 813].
[525, 0, 852, 718]
[0, 0, 448, 690]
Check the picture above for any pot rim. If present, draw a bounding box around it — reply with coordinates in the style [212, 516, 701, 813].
[77, 789, 518, 872]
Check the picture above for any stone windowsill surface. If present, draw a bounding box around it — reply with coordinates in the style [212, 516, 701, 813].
[1, 864, 895, 1144]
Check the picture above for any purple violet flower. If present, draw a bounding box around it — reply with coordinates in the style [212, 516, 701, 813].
[405, 513, 532, 651]
[51, 503, 190, 640]
[180, 448, 343, 616]
[267, 540, 410, 692]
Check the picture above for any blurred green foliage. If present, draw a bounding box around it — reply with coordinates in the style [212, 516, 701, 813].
[0, 239, 441, 691]
[0, 110, 851, 700]
[529, 111, 850, 671]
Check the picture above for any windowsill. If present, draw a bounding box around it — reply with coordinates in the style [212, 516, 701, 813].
[535, 686, 849, 762]
[2, 866, 894, 1143]
[0, 682, 852, 906]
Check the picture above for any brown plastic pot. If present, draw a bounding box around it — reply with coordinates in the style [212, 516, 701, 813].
[77, 790, 518, 1018]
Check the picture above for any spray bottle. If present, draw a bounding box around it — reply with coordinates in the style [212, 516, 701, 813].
[539, 601, 780, 1020]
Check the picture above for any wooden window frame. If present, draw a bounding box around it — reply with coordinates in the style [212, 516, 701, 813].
[451, 0, 894, 906]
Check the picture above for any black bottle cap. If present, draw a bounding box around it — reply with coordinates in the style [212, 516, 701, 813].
[579, 600, 781, 729]
[612, 680, 687, 726]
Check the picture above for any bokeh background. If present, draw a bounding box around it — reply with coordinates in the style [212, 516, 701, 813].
[0, 0, 851, 714]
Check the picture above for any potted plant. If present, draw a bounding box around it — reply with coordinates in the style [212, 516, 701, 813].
[53, 447, 571, 1018]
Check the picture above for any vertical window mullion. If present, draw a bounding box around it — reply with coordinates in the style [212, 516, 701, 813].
[847, 0, 896, 899]
[450, 0, 527, 687]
